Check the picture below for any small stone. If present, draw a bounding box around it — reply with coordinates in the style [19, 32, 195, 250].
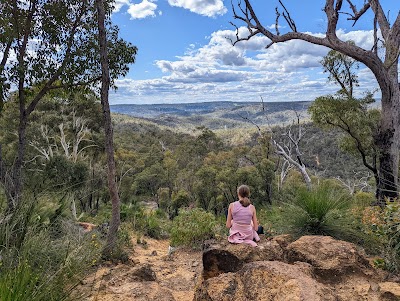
[191, 261, 199, 267]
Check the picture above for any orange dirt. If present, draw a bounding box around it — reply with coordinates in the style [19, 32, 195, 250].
[81, 236, 203, 301]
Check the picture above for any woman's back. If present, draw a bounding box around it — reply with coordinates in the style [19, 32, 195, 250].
[232, 201, 253, 224]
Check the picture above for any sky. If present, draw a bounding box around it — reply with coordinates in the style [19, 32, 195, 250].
[109, 0, 399, 105]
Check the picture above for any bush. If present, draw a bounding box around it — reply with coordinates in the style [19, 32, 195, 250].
[170, 208, 217, 248]
[257, 206, 286, 236]
[353, 191, 375, 207]
[280, 183, 358, 240]
[0, 200, 100, 301]
[361, 202, 400, 273]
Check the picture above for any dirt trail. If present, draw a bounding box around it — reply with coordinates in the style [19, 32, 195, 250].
[81, 237, 203, 301]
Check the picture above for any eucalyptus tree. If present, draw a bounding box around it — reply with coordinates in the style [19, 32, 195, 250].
[96, 0, 121, 256]
[232, 0, 400, 200]
[309, 49, 380, 198]
[0, 0, 137, 211]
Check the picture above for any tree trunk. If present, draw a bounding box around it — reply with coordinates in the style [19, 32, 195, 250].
[96, 0, 121, 257]
[8, 109, 28, 213]
[375, 72, 400, 202]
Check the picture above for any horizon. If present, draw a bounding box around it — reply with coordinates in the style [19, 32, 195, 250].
[110, 99, 314, 106]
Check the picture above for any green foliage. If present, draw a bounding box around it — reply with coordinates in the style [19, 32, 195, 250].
[157, 187, 171, 211]
[309, 95, 378, 153]
[170, 208, 217, 248]
[120, 202, 170, 239]
[0, 260, 42, 301]
[353, 191, 375, 207]
[280, 183, 356, 239]
[0, 208, 100, 301]
[362, 202, 400, 273]
[1, 0, 137, 94]
[321, 46, 359, 98]
[171, 189, 191, 217]
[44, 155, 88, 191]
[257, 206, 286, 236]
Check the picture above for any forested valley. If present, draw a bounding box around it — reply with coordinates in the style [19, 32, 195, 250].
[1, 89, 398, 299]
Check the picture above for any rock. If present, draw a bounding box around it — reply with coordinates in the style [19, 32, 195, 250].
[192, 261, 199, 267]
[130, 264, 157, 281]
[78, 222, 97, 232]
[286, 236, 372, 279]
[196, 235, 393, 301]
[379, 282, 400, 300]
[151, 288, 176, 301]
[194, 261, 336, 301]
[202, 236, 287, 279]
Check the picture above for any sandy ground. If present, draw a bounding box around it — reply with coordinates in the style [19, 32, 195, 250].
[80, 236, 203, 301]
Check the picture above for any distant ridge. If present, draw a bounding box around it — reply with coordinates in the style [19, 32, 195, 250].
[110, 101, 312, 119]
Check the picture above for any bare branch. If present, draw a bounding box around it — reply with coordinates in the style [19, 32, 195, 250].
[368, 0, 391, 40]
[260, 95, 265, 111]
[345, 0, 370, 26]
[275, 7, 281, 35]
[237, 112, 262, 136]
[372, 13, 378, 55]
[278, 0, 297, 32]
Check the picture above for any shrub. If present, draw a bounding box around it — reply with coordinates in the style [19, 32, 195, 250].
[257, 206, 286, 236]
[362, 202, 400, 273]
[353, 191, 375, 207]
[170, 208, 217, 248]
[281, 183, 357, 240]
[0, 200, 100, 301]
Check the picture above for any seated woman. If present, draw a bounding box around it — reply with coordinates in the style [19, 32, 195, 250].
[226, 185, 260, 247]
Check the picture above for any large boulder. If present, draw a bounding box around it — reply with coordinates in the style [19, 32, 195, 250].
[194, 261, 336, 301]
[195, 235, 398, 301]
[286, 236, 373, 280]
[202, 235, 293, 279]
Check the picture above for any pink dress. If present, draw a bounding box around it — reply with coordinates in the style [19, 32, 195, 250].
[228, 201, 260, 247]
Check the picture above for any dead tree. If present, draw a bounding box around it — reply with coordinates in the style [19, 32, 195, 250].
[240, 111, 312, 191]
[274, 113, 312, 190]
[335, 171, 372, 195]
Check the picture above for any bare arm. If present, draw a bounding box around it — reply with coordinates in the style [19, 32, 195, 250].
[226, 203, 233, 228]
[251, 205, 259, 231]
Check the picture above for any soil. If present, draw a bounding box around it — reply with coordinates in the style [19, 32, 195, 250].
[81, 237, 203, 301]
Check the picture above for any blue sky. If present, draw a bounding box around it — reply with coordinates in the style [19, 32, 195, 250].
[110, 0, 399, 105]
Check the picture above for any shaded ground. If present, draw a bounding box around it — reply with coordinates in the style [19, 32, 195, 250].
[81, 237, 202, 301]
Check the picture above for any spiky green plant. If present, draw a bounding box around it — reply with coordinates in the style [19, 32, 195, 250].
[282, 184, 356, 239]
[0, 197, 100, 301]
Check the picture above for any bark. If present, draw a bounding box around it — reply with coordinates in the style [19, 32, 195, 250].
[233, 0, 400, 200]
[96, 0, 121, 257]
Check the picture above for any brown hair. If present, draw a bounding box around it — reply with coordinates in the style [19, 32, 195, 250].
[237, 185, 251, 207]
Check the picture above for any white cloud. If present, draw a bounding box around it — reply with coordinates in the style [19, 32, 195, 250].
[113, 0, 131, 12]
[111, 28, 385, 104]
[127, 0, 157, 19]
[168, 0, 227, 17]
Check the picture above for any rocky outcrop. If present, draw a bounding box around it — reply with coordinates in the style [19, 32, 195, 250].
[194, 235, 399, 301]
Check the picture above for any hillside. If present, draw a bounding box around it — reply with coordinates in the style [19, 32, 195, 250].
[111, 101, 312, 130]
